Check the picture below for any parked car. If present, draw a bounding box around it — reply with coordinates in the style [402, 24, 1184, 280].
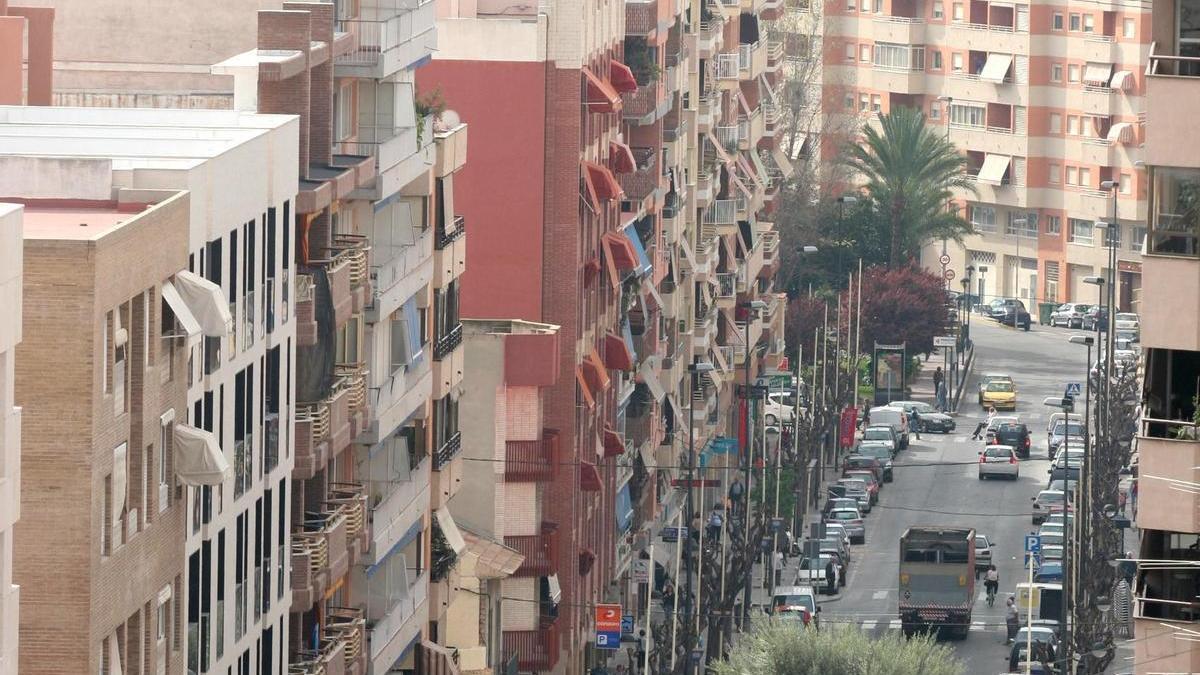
[861, 425, 900, 455]
[765, 391, 799, 427]
[822, 497, 860, 519]
[835, 478, 871, 513]
[1115, 328, 1140, 345]
[818, 536, 853, 568]
[1041, 544, 1065, 562]
[1049, 303, 1092, 328]
[991, 421, 1032, 458]
[1034, 561, 1064, 583]
[974, 533, 993, 575]
[1082, 305, 1109, 331]
[793, 558, 833, 594]
[890, 400, 956, 433]
[986, 298, 1009, 318]
[1048, 450, 1084, 484]
[822, 523, 852, 550]
[977, 373, 1014, 406]
[1031, 490, 1067, 524]
[845, 453, 891, 482]
[1114, 312, 1140, 331]
[981, 379, 1018, 410]
[1046, 412, 1082, 436]
[867, 406, 910, 448]
[1008, 627, 1059, 672]
[978, 445, 1020, 480]
[826, 508, 866, 544]
[996, 299, 1032, 330]
[844, 470, 882, 503]
[1047, 419, 1085, 460]
[852, 444, 895, 481]
[772, 586, 822, 628]
[817, 545, 849, 583]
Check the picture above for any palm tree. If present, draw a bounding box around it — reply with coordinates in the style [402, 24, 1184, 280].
[842, 106, 976, 268]
[713, 621, 965, 675]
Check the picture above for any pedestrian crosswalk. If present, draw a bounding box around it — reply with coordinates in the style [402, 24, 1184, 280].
[824, 617, 999, 634]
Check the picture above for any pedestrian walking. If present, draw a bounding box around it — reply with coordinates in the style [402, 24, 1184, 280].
[1005, 596, 1020, 644]
[972, 407, 997, 440]
[706, 507, 723, 542]
[933, 366, 944, 395]
[911, 409, 922, 440]
[773, 550, 784, 587]
[728, 475, 745, 505]
[936, 380, 948, 412]
[825, 558, 837, 595]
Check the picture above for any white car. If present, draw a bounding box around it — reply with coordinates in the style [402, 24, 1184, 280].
[765, 392, 801, 427]
[978, 445, 1020, 480]
[1114, 313, 1140, 331]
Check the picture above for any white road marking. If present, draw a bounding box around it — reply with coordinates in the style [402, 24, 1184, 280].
[955, 436, 968, 443]
[970, 621, 987, 631]
[872, 590, 888, 600]
[888, 619, 902, 630]
[862, 620, 878, 631]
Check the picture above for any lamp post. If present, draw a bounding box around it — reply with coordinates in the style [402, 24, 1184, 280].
[835, 197, 856, 281]
[1092, 217, 1119, 437]
[681, 358, 714, 672]
[937, 95, 954, 270]
[1044, 395, 1077, 673]
[1010, 218, 1028, 303]
[739, 299, 768, 630]
[1070, 332, 1096, 670]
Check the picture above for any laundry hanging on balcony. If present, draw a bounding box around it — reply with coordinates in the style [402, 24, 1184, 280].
[173, 269, 233, 336]
[174, 422, 233, 486]
[582, 66, 622, 113]
[160, 280, 203, 349]
[609, 60, 639, 93]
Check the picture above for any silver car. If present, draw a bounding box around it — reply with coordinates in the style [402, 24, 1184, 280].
[826, 508, 866, 544]
[1049, 303, 1091, 328]
[979, 445, 1020, 480]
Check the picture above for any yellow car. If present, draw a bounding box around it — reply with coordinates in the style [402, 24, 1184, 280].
[981, 380, 1018, 410]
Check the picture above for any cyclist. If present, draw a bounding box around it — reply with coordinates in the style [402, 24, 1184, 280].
[984, 564, 1000, 606]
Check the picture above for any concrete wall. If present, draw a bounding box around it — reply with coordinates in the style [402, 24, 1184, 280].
[0, 203, 21, 675]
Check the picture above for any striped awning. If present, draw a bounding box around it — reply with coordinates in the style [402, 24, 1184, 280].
[1110, 70, 1133, 91]
[1106, 122, 1134, 144]
[1083, 62, 1113, 87]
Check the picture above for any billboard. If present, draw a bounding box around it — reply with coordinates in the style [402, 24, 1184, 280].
[873, 343, 906, 406]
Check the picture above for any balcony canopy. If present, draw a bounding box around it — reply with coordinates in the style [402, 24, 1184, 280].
[582, 66, 622, 113]
[584, 161, 623, 201]
[773, 145, 797, 178]
[1110, 70, 1133, 91]
[622, 227, 653, 275]
[160, 279, 202, 348]
[609, 140, 637, 174]
[580, 460, 603, 492]
[1107, 122, 1135, 144]
[639, 358, 668, 401]
[616, 484, 634, 534]
[435, 507, 467, 556]
[980, 53, 1013, 83]
[978, 153, 1011, 184]
[609, 60, 638, 93]
[174, 270, 233, 337]
[583, 347, 611, 393]
[461, 528, 525, 579]
[1083, 62, 1114, 87]
[174, 422, 232, 486]
[604, 332, 635, 371]
[548, 573, 563, 604]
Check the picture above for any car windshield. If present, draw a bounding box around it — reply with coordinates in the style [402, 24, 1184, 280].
[997, 423, 1026, 434]
[1117, 313, 1138, 321]
[908, 402, 934, 413]
[987, 381, 1014, 392]
[846, 471, 876, 484]
[863, 428, 892, 441]
[775, 594, 816, 612]
[830, 510, 859, 520]
[985, 447, 1013, 458]
[1039, 491, 1065, 504]
[1053, 422, 1085, 436]
[858, 446, 890, 460]
[838, 480, 866, 491]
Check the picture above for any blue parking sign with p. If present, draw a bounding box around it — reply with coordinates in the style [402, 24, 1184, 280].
[597, 631, 621, 649]
[1025, 534, 1041, 553]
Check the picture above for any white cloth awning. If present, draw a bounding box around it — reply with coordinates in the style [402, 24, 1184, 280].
[1083, 62, 1113, 87]
[1107, 122, 1134, 144]
[639, 440, 656, 469]
[639, 358, 667, 402]
[109, 634, 124, 675]
[1110, 70, 1133, 90]
[435, 507, 467, 556]
[173, 422, 232, 486]
[160, 280, 202, 348]
[978, 153, 1011, 184]
[667, 393, 689, 432]
[678, 239, 698, 271]
[980, 53, 1013, 83]
[174, 270, 233, 337]
[759, 73, 779, 107]
[548, 573, 563, 604]
[750, 150, 771, 187]
[640, 278, 664, 312]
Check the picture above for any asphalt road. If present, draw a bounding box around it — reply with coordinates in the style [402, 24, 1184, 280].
[818, 317, 1094, 673]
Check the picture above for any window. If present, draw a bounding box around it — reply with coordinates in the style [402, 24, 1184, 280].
[844, 94, 855, 110]
[102, 474, 112, 556]
[1052, 63, 1063, 82]
[1053, 11, 1064, 30]
[929, 102, 942, 119]
[1049, 164, 1061, 184]
[335, 82, 353, 141]
[1045, 215, 1062, 235]
[933, 1, 943, 17]
[1066, 166, 1079, 185]
[1045, 261, 1060, 302]
[929, 51, 942, 70]
[871, 94, 882, 112]
[860, 44, 871, 62]
[1131, 226, 1147, 251]
[158, 413, 172, 512]
[949, 102, 986, 127]
[1049, 113, 1062, 134]
[1079, 167, 1091, 187]
[1069, 13, 1081, 31]
[952, 2, 964, 20]
[1007, 213, 1038, 238]
[969, 205, 997, 232]
[845, 43, 855, 61]
[1119, 173, 1132, 194]
[1123, 18, 1136, 38]
[1068, 218, 1095, 244]
[1083, 14, 1094, 32]
[1067, 116, 1080, 135]
[157, 598, 169, 641]
[847, 0, 855, 9]
[874, 0, 883, 11]
[1068, 64, 1081, 83]
[859, 93, 870, 111]
[952, 52, 964, 72]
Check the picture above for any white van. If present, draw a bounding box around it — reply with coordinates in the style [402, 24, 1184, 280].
[868, 406, 910, 448]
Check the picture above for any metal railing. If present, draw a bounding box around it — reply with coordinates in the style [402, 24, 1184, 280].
[336, 362, 368, 415]
[330, 234, 371, 290]
[435, 214, 466, 250]
[739, 42, 757, 71]
[505, 522, 559, 577]
[505, 429, 560, 482]
[716, 53, 740, 79]
[234, 435, 254, 499]
[704, 200, 737, 225]
[715, 124, 739, 149]
[1141, 415, 1200, 440]
[434, 322, 464, 361]
[265, 412, 280, 474]
[335, 1, 436, 66]
[433, 430, 462, 470]
[716, 272, 736, 298]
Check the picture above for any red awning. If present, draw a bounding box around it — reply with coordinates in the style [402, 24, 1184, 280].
[576, 367, 596, 408]
[583, 347, 611, 393]
[603, 232, 639, 271]
[609, 140, 637, 174]
[581, 169, 601, 213]
[580, 461, 603, 491]
[604, 332, 634, 371]
[582, 67, 622, 113]
[584, 161, 624, 201]
[610, 60, 639, 93]
[603, 427, 625, 457]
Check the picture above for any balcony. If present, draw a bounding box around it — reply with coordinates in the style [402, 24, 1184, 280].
[434, 214, 465, 251]
[699, 19, 724, 58]
[766, 40, 784, 72]
[505, 429, 560, 482]
[872, 66, 926, 95]
[367, 225, 433, 325]
[368, 571, 428, 674]
[334, 0, 436, 80]
[716, 53, 740, 88]
[703, 200, 740, 233]
[1079, 138, 1117, 167]
[327, 482, 371, 563]
[623, 81, 670, 125]
[948, 125, 1028, 159]
[336, 362, 371, 438]
[742, 237, 765, 284]
[625, 0, 669, 38]
[1143, 260, 1200, 351]
[872, 15, 925, 43]
[338, 118, 436, 202]
[503, 620, 562, 673]
[295, 378, 352, 480]
[294, 273, 318, 347]
[943, 20, 1027, 54]
[362, 353, 432, 446]
[617, 147, 661, 202]
[716, 272, 737, 308]
[365, 454, 430, 564]
[760, 230, 779, 274]
[297, 239, 369, 345]
[432, 430, 462, 470]
[433, 122, 468, 178]
[291, 509, 350, 613]
[738, 42, 767, 79]
[1136, 431, 1200, 533]
[505, 521, 560, 577]
[432, 323, 464, 398]
[1133, 528, 1200, 673]
[715, 124, 739, 151]
[1134, 612, 1200, 674]
[1147, 48, 1200, 170]
[1081, 33, 1117, 62]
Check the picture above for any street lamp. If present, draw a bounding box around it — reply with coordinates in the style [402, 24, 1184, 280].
[680, 358, 715, 670]
[1044, 394, 1077, 667]
[835, 198, 856, 279]
[738, 300, 768, 629]
[1010, 218, 1028, 302]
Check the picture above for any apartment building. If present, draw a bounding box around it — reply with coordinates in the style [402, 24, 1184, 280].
[1130, 12, 1200, 672]
[0, 105, 301, 675]
[825, 0, 1148, 310]
[8, 179, 191, 675]
[0, 204, 20, 675]
[0, 0, 53, 106]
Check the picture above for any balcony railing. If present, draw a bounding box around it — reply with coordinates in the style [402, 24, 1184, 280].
[715, 125, 739, 150]
[296, 376, 351, 476]
[336, 362, 369, 417]
[234, 434, 253, 499]
[704, 200, 737, 225]
[330, 234, 371, 292]
[326, 607, 368, 675]
[716, 272, 736, 298]
[326, 482, 369, 550]
[503, 621, 561, 673]
[738, 43, 756, 71]
[505, 521, 560, 577]
[432, 430, 462, 470]
[435, 214, 466, 250]
[716, 53, 739, 79]
[433, 322, 463, 360]
[505, 429, 560, 482]
[335, 0, 435, 66]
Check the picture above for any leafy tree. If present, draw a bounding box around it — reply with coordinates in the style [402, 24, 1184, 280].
[858, 266, 948, 358]
[783, 294, 829, 366]
[842, 107, 976, 268]
[714, 621, 964, 675]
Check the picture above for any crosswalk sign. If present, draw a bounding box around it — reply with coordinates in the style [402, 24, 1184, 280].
[1065, 382, 1082, 398]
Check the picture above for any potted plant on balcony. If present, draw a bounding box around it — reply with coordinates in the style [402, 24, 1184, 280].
[625, 37, 661, 86]
[414, 87, 447, 147]
[431, 519, 459, 582]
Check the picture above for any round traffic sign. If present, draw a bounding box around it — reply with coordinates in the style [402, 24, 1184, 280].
[943, 269, 956, 281]
[939, 254, 951, 266]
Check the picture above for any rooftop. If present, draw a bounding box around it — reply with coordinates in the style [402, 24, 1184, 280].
[19, 201, 156, 242]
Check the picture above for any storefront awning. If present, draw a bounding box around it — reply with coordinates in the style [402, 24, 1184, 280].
[1106, 122, 1134, 144]
[582, 66, 622, 113]
[160, 279, 202, 348]
[1110, 70, 1133, 91]
[174, 270, 233, 337]
[977, 153, 1011, 185]
[609, 140, 637, 174]
[1083, 62, 1114, 87]
[434, 507, 467, 556]
[639, 358, 667, 401]
[609, 60, 639, 93]
[174, 422, 232, 486]
[979, 53, 1013, 83]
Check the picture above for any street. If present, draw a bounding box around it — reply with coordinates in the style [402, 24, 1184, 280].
[816, 318, 1094, 673]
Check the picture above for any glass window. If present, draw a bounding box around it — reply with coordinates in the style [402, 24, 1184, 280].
[1049, 164, 1061, 184]
[1080, 167, 1092, 187]
[1131, 226, 1147, 251]
[1083, 14, 1094, 32]
[1149, 166, 1200, 255]
[970, 205, 997, 232]
[929, 102, 941, 119]
[1123, 18, 1136, 38]
[1068, 218, 1095, 244]
[860, 44, 871, 62]
[1053, 12, 1064, 30]
[844, 94, 855, 110]
[874, 0, 883, 11]
[1049, 113, 1062, 133]
[933, 1, 944, 17]
[873, 43, 922, 70]
[1066, 166, 1078, 185]
[1052, 63, 1063, 82]
[949, 103, 986, 127]
[953, 2, 964, 20]
[845, 43, 855, 61]
[1120, 173, 1132, 194]
[860, 93, 870, 111]
[847, 0, 856, 9]
[932, 51, 943, 69]
[1070, 13, 1081, 31]
[871, 94, 882, 112]
[1068, 64, 1081, 83]
[1007, 213, 1038, 238]
[1067, 116, 1080, 135]
[1045, 215, 1062, 235]
[952, 52, 964, 72]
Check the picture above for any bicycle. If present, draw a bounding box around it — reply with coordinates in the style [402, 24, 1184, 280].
[986, 582, 997, 607]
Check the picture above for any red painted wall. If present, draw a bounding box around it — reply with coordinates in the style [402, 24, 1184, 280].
[418, 60, 547, 322]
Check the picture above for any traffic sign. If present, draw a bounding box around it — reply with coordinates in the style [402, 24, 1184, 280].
[939, 254, 952, 266]
[1024, 534, 1042, 554]
[596, 603, 622, 650]
[1065, 382, 1082, 398]
[1024, 552, 1041, 569]
[934, 336, 956, 348]
[944, 269, 956, 281]
[632, 559, 650, 584]
[621, 614, 636, 636]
